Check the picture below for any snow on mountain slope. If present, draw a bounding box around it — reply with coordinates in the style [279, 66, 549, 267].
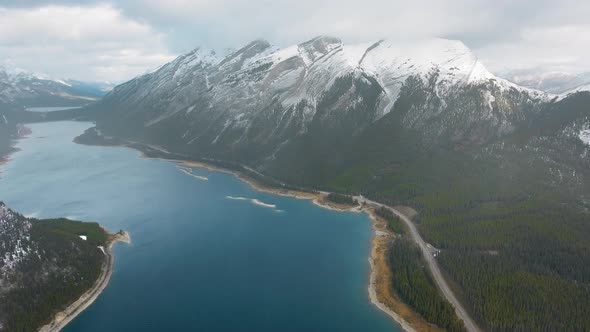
[503, 70, 590, 94]
[579, 129, 590, 146]
[212, 37, 542, 116]
[558, 83, 590, 101]
[0, 203, 36, 275]
[125, 37, 539, 111]
[0, 67, 104, 109]
[94, 36, 552, 162]
[358, 39, 492, 105]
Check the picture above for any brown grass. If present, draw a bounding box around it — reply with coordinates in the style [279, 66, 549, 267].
[369, 208, 445, 332]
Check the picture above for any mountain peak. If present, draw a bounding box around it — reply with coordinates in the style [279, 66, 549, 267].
[299, 35, 342, 49]
[218, 39, 272, 68]
[298, 36, 342, 65]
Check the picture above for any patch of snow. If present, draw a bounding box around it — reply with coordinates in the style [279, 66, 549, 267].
[1, 203, 36, 275]
[558, 83, 590, 101]
[55, 79, 72, 87]
[269, 45, 300, 64]
[482, 90, 496, 110]
[579, 129, 590, 145]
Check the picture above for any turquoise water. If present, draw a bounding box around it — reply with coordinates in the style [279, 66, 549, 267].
[0, 121, 399, 332]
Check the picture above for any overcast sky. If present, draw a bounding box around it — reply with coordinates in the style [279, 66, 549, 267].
[1, 0, 589, 82]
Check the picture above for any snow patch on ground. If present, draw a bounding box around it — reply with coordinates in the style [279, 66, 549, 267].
[557, 83, 590, 101]
[0, 203, 37, 275]
[55, 79, 72, 87]
[482, 90, 496, 110]
[579, 129, 590, 145]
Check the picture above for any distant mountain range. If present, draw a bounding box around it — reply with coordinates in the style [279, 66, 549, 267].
[0, 67, 114, 111]
[0, 67, 112, 158]
[502, 69, 590, 94]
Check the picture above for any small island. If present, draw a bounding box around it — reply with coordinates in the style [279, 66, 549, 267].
[0, 202, 129, 332]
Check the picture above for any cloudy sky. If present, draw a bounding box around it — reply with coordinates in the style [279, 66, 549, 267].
[1, 0, 589, 82]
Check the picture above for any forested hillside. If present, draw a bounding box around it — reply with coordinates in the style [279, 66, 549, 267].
[388, 238, 465, 332]
[321, 91, 590, 331]
[0, 203, 107, 332]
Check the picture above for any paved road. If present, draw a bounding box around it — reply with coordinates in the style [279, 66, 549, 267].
[352, 195, 482, 332]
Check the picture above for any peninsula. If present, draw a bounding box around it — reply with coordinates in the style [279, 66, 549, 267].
[0, 202, 129, 332]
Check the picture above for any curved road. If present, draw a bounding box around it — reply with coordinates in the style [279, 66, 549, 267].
[352, 195, 482, 332]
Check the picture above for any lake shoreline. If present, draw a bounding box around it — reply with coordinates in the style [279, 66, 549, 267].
[38, 230, 131, 332]
[176, 159, 434, 332]
[73, 128, 436, 332]
[0, 124, 32, 177]
[102, 156, 424, 330]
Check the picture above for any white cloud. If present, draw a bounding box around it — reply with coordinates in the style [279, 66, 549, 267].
[477, 24, 590, 74]
[0, 4, 175, 82]
[121, 0, 498, 46]
[2, 0, 590, 81]
[117, 0, 590, 76]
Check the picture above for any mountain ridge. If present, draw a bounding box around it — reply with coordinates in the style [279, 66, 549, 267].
[94, 36, 551, 163]
[0, 67, 113, 110]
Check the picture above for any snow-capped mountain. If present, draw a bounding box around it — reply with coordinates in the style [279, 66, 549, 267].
[559, 83, 590, 100]
[93, 36, 552, 165]
[62, 79, 116, 96]
[0, 67, 109, 110]
[81, 35, 588, 194]
[105, 36, 546, 117]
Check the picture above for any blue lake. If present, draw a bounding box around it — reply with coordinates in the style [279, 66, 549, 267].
[0, 121, 400, 332]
